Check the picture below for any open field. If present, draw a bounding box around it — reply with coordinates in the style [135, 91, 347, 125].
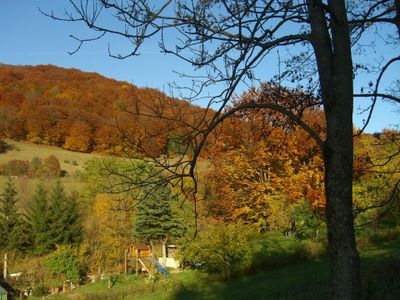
[43, 238, 400, 300]
[0, 139, 104, 208]
[0, 139, 102, 175]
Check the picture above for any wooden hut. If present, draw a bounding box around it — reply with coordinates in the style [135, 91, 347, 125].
[0, 284, 8, 300]
[129, 243, 151, 258]
[127, 243, 152, 275]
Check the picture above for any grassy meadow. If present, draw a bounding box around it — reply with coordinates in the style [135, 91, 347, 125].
[0, 139, 101, 173]
[0, 139, 102, 207]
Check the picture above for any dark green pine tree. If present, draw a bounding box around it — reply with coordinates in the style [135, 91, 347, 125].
[134, 181, 184, 247]
[0, 178, 31, 251]
[62, 191, 82, 246]
[47, 181, 82, 248]
[27, 183, 52, 254]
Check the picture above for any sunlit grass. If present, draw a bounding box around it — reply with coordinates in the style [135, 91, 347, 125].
[0, 139, 101, 174]
[0, 139, 104, 207]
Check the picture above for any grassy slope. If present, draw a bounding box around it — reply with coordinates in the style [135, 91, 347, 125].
[0, 139, 101, 207]
[50, 238, 400, 300]
[0, 139, 100, 174]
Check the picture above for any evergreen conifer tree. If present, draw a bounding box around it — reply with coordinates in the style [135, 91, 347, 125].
[47, 181, 82, 248]
[134, 181, 184, 249]
[0, 178, 31, 251]
[27, 183, 52, 254]
[62, 191, 82, 246]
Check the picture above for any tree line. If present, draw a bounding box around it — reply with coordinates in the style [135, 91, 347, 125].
[0, 155, 62, 178]
[0, 179, 81, 254]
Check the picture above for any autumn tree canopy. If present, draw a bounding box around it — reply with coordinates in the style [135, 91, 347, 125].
[0, 64, 199, 156]
[208, 84, 325, 231]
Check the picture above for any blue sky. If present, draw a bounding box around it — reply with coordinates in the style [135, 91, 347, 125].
[0, 1, 398, 133]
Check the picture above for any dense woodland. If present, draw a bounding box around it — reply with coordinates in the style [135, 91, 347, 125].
[0, 64, 399, 297]
[0, 64, 205, 156]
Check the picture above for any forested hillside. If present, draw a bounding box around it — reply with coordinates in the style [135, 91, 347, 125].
[0, 64, 201, 155]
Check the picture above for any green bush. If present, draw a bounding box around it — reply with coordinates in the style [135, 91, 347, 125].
[299, 240, 327, 259]
[44, 245, 83, 284]
[32, 285, 48, 297]
[178, 223, 255, 278]
[356, 225, 400, 249]
[292, 201, 324, 239]
[250, 233, 306, 271]
[179, 225, 328, 278]
[369, 226, 400, 244]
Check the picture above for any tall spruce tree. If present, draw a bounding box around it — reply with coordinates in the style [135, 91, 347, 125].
[47, 181, 82, 249]
[134, 181, 184, 250]
[0, 178, 31, 251]
[27, 183, 52, 254]
[62, 191, 82, 246]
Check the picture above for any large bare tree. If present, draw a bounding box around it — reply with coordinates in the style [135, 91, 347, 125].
[45, 0, 400, 298]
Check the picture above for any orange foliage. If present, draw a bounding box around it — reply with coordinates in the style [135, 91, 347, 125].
[0, 64, 200, 155]
[44, 155, 61, 177]
[64, 121, 93, 152]
[207, 85, 326, 228]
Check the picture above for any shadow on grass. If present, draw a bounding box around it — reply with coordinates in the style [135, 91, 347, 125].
[360, 239, 400, 299]
[170, 260, 330, 300]
[169, 239, 400, 300]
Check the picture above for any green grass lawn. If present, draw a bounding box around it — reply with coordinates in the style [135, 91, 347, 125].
[46, 238, 400, 300]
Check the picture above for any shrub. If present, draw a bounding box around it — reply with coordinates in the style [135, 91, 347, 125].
[250, 233, 306, 271]
[299, 240, 327, 259]
[356, 225, 400, 249]
[44, 155, 61, 177]
[32, 285, 48, 297]
[292, 200, 324, 239]
[0, 139, 7, 153]
[71, 160, 79, 166]
[178, 223, 255, 278]
[28, 156, 43, 178]
[1, 159, 30, 176]
[368, 226, 400, 244]
[44, 245, 83, 285]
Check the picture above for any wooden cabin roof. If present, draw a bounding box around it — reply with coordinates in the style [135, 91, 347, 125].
[131, 243, 150, 251]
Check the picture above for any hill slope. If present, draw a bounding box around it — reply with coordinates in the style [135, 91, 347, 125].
[0, 64, 199, 155]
